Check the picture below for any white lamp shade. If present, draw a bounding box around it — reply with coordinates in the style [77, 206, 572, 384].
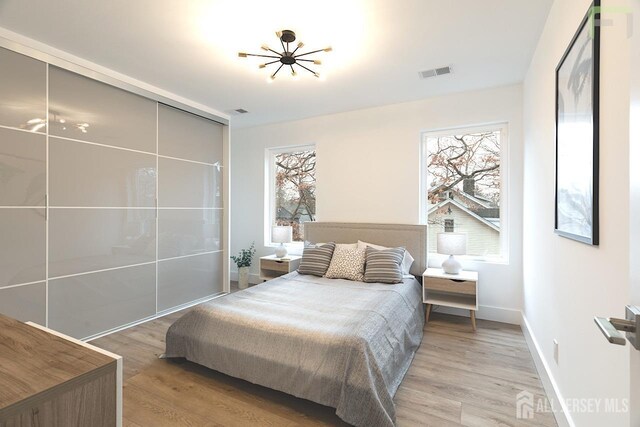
[436, 232, 467, 256]
[272, 226, 293, 244]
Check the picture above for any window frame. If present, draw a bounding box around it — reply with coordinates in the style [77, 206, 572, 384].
[264, 144, 317, 251]
[419, 122, 509, 264]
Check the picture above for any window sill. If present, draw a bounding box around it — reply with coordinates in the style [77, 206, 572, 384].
[265, 242, 305, 256]
[428, 253, 509, 266]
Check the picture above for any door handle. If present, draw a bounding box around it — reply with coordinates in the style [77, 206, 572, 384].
[594, 305, 640, 349]
[594, 317, 632, 345]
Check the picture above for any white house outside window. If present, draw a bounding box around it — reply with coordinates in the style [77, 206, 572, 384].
[422, 124, 508, 260]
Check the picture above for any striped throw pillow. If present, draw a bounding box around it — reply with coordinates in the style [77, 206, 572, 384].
[364, 247, 406, 284]
[298, 243, 336, 277]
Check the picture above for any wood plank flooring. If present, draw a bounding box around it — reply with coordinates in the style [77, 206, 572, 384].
[91, 289, 557, 427]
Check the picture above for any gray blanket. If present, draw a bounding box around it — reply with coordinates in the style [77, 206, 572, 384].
[165, 272, 424, 426]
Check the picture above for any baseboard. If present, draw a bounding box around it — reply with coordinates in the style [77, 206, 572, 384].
[433, 304, 522, 325]
[521, 313, 573, 427]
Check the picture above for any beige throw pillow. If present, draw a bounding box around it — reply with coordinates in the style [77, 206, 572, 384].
[325, 246, 367, 282]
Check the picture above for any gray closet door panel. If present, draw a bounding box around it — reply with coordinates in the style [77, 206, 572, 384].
[157, 252, 222, 311]
[48, 66, 157, 152]
[159, 157, 220, 208]
[0, 128, 46, 206]
[49, 208, 156, 278]
[49, 264, 156, 339]
[49, 137, 156, 207]
[158, 209, 221, 259]
[0, 47, 227, 339]
[158, 104, 223, 164]
[0, 282, 46, 325]
[0, 208, 46, 287]
[0, 47, 46, 132]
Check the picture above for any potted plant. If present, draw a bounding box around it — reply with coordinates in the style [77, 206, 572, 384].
[231, 242, 256, 290]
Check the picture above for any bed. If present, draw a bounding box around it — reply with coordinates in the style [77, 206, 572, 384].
[164, 223, 427, 427]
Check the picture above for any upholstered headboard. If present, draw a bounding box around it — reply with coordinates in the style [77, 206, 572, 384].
[304, 222, 427, 277]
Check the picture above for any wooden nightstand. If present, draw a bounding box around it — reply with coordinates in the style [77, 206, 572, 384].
[259, 255, 302, 281]
[423, 268, 479, 330]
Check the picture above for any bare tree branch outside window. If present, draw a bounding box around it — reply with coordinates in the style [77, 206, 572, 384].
[274, 150, 316, 241]
[425, 130, 502, 256]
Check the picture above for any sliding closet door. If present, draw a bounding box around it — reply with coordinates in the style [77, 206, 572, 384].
[0, 48, 47, 325]
[0, 46, 227, 339]
[157, 105, 224, 311]
[47, 67, 158, 338]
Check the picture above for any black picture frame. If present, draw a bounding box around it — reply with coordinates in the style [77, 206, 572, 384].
[554, 0, 600, 245]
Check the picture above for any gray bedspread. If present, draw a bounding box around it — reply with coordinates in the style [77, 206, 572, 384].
[165, 272, 424, 427]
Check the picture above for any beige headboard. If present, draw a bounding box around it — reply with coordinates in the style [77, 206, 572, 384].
[304, 222, 427, 277]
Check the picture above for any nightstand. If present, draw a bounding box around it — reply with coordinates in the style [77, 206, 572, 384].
[259, 255, 302, 281]
[423, 267, 479, 330]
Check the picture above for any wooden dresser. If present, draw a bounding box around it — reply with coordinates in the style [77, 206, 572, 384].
[0, 315, 122, 426]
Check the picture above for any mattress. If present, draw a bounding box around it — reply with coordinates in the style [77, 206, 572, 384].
[164, 271, 425, 426]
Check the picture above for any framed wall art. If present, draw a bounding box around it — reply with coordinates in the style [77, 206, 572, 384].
[555, 1, 600, 245]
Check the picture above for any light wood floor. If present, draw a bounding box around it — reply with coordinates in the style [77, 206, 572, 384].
[92, 288, 557, 427]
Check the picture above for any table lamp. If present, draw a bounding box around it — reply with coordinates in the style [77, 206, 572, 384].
[272, 225, 292, 258]
[437, 232, 467, 274]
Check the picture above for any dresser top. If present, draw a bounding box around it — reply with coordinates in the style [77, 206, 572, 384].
[423, 267, 478, 281]
[0, 314, 115, 411]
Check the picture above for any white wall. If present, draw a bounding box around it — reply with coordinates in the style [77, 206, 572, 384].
[231, 84, 524, 324]
[629, 2, 640, 424]
[523, 0, 631, 425]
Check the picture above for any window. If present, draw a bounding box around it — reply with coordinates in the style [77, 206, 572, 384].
[421, 125, 507, 259]
[444, 219, 455, 233]
[266, 145, 316, 245]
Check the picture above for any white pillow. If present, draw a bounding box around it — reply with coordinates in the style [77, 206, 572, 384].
[305, 242, 357, 249]
[357, 240, 415, 275]
[325, 246, 367, 281]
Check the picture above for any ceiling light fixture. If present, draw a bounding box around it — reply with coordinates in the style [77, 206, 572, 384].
[238, 30, 331, 81]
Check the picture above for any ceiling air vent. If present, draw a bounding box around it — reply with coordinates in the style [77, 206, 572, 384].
[226, 108, 249, 116]
[419, 66, 452, 79]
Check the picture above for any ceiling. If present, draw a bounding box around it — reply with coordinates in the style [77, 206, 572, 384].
[0, 0, 553, 128]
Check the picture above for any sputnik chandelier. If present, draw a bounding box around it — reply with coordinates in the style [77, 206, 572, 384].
[238, 30, 332, 81]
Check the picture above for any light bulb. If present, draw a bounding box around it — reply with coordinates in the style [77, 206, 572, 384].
[238, 52, 248, 57]
[313, 60, 322, 65]
[323, 47, 333, 52]
[259, 64, 266, 69]
[261, 44, 270, 51]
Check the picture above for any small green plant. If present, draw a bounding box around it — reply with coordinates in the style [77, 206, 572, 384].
[231, 242, 256, 268]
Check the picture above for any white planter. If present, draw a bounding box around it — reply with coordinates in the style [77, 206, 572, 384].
[238, 266, 250, 289]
